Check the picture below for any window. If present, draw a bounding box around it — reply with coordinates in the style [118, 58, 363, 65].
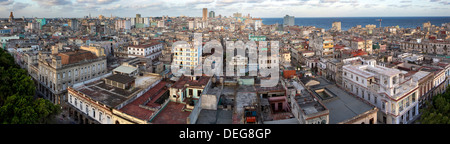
[92, 108, 96, 118]
[356, 76, 359, 81]
[75, 98, 78, 107]
[69, 95, 72, 103]
[399, 102, 403, 112]
[63, 72, 65, 78]
[197, 90, 202, 96]
[68, 71, 71, 77]
[412, 92, 416, 103]
[99, 112, 103, 122]
[80, 101, 83, 111]
[86, 105, 89, 114]
[374, 96, 377, 104]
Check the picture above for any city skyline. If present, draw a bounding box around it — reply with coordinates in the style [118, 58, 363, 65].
[1, 0, 450, 18]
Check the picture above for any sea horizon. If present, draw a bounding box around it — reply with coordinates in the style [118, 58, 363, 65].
[261, 16, 450, 31]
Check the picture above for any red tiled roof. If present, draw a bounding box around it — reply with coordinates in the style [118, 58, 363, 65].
[172, 75, 210, 89]
[151, 102, 191, 124]
[352, 50, 368, 57]
[57, 50, 98, 65]
[118, 81, 168, 121]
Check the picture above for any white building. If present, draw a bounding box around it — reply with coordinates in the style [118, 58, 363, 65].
[342, 58, 419, 124]
[115, 19, 131, 31]
[283, 15, 295, 27]
[157, 20, 165, 28]
[253, 18, 262, 31]
[128, 42, 163, 60]
[173, 41, 202, 70]
[189, 21, 196, 30]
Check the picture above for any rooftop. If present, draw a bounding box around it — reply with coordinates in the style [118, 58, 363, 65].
[151, 101, 191, 124]
[105, 74, 135, 84]
[321, 84, 375, 124]
[172, 75, 210, 89]
[113, 65, 138, 74]
[73, 79, 141, 108]
[196, 109, 233, 124]
[57, 50, 98, 65]
[129, 42, 162, 48]
[118, 81, 169, 121]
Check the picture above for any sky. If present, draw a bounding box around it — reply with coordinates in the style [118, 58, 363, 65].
[0, 0, 450, 18]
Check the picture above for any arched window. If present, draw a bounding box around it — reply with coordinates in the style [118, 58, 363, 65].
[116, 120, 120, 124]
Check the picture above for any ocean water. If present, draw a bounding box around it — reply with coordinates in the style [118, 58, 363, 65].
[261, 17, 450, 31]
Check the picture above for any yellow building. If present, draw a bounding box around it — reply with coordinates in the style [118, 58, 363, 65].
[80, 45, 105, 57]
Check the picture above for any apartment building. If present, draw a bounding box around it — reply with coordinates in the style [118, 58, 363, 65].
[172, 41, 202, 70]
[37, 48, 107, 105]
[342, 58, 419, 124]
[128, 42, 163, 60]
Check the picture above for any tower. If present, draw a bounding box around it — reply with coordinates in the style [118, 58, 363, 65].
[202, 8, 207, 21]
[9, 12, 14, 23]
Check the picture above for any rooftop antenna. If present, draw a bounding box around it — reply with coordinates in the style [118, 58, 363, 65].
[376, 19, 382, 28]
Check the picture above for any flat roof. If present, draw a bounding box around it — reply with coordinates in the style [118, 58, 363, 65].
[196, 109, 233, 124]
[322, 84, 375, 124]
[113, 65, 137, 74]
[73, 79, 141, 108]
[105, 74, 135, 84]
[151, 102, 192, 124]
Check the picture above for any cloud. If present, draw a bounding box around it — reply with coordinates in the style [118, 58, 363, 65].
[31, 0, 72, 7]
[320, 0, 339, 3]
[0, 0, 14, 5]
[76, 0, 120, 4]
[12, 2, 31, 10]
[388, 4, 412, 8]
[364, 4, 378, 8]
[440, 1, 450, 5]
[399, 0, 412, 3]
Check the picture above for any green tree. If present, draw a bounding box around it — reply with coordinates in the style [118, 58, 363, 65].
[0, 48, 61, 124]
[419, 86, 450, 124]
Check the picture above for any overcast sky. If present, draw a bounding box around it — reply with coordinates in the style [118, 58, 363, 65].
[1, 0, 449, 18]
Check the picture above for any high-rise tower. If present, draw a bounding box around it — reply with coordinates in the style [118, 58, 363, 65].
[202, 8, 208, 21]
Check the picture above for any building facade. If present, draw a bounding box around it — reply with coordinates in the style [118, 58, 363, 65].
[37, 49, 107, 105]
[342, 59, 419, 124]
[283, 15, 295, 27]
[127, 42, 163, 60]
